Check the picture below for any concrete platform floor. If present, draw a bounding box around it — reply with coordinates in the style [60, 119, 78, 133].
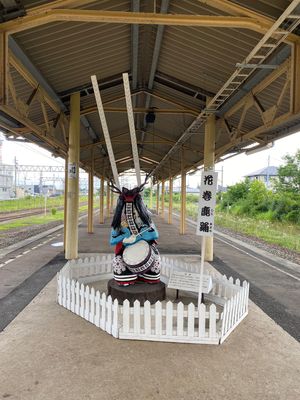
[1, 278, 300, 400]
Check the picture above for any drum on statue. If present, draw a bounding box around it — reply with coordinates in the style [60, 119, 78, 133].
[123, 240, 155, 274]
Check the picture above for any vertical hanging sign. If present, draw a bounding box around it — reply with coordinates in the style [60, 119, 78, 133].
[196, 171, 218, 237]
[196, 170, 218, 309]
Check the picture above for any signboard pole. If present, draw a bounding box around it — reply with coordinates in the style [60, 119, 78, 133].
[198, 236, 206, 309]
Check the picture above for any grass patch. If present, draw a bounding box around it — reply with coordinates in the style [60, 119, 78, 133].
[215, 211, 300, 253]
[0, 205, 92, 231]
[0, 195, 90, 213]
[145, 195, 300, 253]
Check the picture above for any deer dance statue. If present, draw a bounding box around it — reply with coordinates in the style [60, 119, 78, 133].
[109, 177, 161, 286]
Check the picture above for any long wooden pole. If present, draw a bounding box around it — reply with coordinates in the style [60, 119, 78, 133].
[204, 98, 216, 261]
[65, 92, 80, 259]
[87, 149, 94, 233]
[168, 176, 173, 224]
[99, 176, 104, 223]
[91, 75, 120, 188]
[123, 72, 141, 186]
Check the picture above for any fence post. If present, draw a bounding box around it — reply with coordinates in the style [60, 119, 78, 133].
[84, 285, 90, 321]
[144, 301, 151, 336]
[95, 291, 101, 327]
[112, 299, 119, 338]
[79, 283, 85, 317]
[155, 301, 162, 336]
[166, 301, 173, 336]
[66, 278, 71, 310]
[70, 280, 75, 312]
[90, 287, 95, 323]
[134, 300, 141, 335]
[177, 302, 184, 336]
[209, 304, 217, 339]
[106, 295, 112, 334]
[187, 303, 195, 338]
[198, 303, 206, 339]
[123, 299, 130, 334]
[100, 293, 107, 330]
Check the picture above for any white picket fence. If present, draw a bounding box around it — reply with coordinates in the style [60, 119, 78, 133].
[57, 255, 249, 345]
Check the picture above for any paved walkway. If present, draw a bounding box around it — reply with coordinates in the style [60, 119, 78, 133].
[0, 279, 299, 400]
[1, 213, 300, 399]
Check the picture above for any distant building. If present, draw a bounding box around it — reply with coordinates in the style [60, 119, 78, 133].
[245, 166, 278, 188]
[0, 165, 14, 200]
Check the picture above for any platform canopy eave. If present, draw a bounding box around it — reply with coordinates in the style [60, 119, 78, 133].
[0, 0, 300, 182]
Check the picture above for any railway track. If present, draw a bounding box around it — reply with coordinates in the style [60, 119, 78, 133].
[0, 208, 48, 223]
[0, 202, 88, 224]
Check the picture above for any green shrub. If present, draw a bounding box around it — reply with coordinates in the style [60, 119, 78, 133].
[51, 208, 57, 216]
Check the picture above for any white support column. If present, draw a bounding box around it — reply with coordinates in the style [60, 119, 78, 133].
[204, 99, 216, 261]
[65, 92, 80, 260]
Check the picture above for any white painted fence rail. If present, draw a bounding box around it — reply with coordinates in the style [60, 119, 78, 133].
[57, 254, 249, 345]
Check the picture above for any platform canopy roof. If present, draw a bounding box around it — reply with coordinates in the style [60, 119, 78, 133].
[0, 0, 300, 182]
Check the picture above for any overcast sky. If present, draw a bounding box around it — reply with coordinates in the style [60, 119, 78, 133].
[1, 130, 299, 188]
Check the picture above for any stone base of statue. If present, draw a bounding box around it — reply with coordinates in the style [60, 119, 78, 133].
[107, 279, 166, 305]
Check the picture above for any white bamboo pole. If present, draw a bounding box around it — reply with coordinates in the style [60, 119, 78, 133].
[122, 72, 141, 187]
[91, 75, 120, 188]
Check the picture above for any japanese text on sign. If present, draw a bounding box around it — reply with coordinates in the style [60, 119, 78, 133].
[168, 271, 213, 294]
[68, 162, 77, 179]
[196, 171, 218, 237]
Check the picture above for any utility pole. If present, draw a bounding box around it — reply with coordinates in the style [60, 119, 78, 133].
[14, 156, 17, 198]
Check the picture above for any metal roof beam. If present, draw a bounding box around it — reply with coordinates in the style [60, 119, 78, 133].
[155, 71, 214, 100]
[140, 0, 170, 153]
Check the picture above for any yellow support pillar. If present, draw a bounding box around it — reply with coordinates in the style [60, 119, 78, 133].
[87, 149, 94, 234]
[99, 176, 104, 224]
[0, 32, 8, 105]
[204, 100, 216, 261]
[149, 179, 153, 209]
[63, 156, 68, 250]
[168, 176, 173, 224]
[65, 92, 80, 260]
[106, 182, 111, 217]
[156, 183, 160, 214]
[180, 167, 186, 235]
[160, 180, 165, 217]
